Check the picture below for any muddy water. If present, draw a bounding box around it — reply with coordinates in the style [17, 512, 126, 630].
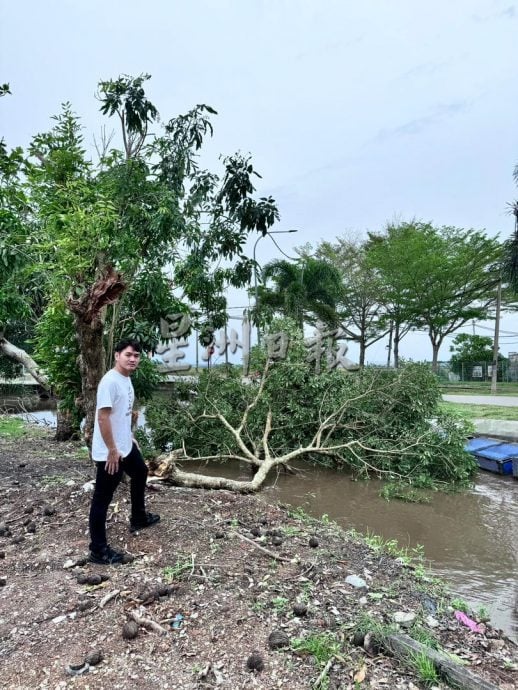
[183, 459, 518, 641]
[13, 409, 518, 641]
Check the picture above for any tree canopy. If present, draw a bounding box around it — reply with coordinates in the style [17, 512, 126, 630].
[366, 221, 501, 370]
[1, 74, 280, 439]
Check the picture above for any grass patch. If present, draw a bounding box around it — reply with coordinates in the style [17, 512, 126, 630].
[0, 416, 27, 438]
[162, 555, 194, 582]
[439, 401, 518, 421]
[440, 382, 518, 395]
[292, 631, 341, 666]
[409, 651, 440, 686]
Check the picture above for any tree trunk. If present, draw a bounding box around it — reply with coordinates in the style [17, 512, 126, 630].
[67, 266, 126, 446]
[55, 407, 80, 441]
[431, 341, 440, 373]
[386, 321, 393, 367]
[393, 322, 400, 369]
[74, 315, 105, 447]
[0, 337, 50, 389]
[359, 340, 366, 368]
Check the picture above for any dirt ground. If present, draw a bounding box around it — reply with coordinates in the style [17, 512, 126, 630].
[0, 423, 517, 690]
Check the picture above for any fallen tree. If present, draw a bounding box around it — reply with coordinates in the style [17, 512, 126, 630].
[0, 335, 49, 390]
[146, 354, 476, 492]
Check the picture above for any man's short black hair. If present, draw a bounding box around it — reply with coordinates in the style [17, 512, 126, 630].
[114, 338, 142, 353]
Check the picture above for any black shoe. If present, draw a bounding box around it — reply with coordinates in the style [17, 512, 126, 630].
[88, 546, 125, 565]
[130, 512, 161, 532]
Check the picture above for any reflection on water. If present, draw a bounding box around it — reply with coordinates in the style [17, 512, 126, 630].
[12, 409, 518, 641]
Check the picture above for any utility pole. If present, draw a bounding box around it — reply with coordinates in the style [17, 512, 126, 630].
[491, 281, 501, 394]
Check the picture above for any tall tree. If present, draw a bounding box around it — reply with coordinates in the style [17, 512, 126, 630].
[317, 237, 388, 367]
[2, 74, 280, 441]
[366, 221, 500, 371]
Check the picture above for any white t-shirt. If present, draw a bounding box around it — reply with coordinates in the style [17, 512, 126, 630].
[91, 369, 135, 461]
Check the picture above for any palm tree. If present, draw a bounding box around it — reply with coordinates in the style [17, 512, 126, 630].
[256, 256, 342, 331]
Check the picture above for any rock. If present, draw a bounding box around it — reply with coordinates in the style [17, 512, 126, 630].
[0, 577, 6, 587]
[246, 651, 264, 672]
[363, 631, 381, 656]
[85, 650, 103, 666]
[308, 536, 319, 548]
[42, 505, 56, 516]
[63, 559, 76, 569]
[65, 661, 89, 676]
[121, 553, 134, 564]
[214, 531, 225, 539]
[23, 506, 34, 514]
[352, 631, 365, 646]
[10, 535, 23, 544]
[0, 552, 4, 559]
[77, 574, 89, 584]
[82, 481, 95, 492]
[85, 574, 102, 586]
[52, 615, 67, 624]
[489, 639, 505, 651]
[345, 575, 368, 589]
[425, 615, 440, 628]
[271, 536, 283, 547]
[250, 527, 262, 538]
[292, 603, 308, 617]
[77, 600, 94, 612]
[122, 621, 139, 640]
[393, 611, 416, 626]
[26, 522, 36, 534]
[268, 630, 290, 649]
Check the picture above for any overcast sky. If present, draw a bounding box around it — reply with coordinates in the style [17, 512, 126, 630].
[2, 1, 518, 364]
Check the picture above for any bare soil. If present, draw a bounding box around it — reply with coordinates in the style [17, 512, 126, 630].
[0, 423, 517, 690]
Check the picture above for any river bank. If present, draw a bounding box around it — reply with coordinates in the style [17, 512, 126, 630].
[0, 421, 517, 689]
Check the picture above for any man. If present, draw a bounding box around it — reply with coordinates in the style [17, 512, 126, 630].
[88, 339, 160, 565]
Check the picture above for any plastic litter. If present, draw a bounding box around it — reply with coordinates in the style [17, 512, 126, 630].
[454, 610, 484, 633]
[171, 613, 184, 629]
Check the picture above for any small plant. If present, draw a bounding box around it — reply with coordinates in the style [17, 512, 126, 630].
[280, 524, 301, 537]
[409, 651, 439, 686]
[271, 596, 289, 614]
[162, 556, 193, 582]
[353, 612, 395, 640]
[40, 474, 69, 486]
[450, 597, 470, 614]
[380, 482, 431, 503]
[0, 416, 26, 438]
[251, 600, 267, 613]
[410, 625, 440, 650]
[363, 531, 426, 568]
[292, 631, 340, 666]
[477, 606, 490, 622]
[287, 505, 313, 522]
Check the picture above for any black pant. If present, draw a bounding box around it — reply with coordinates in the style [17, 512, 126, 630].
[89, 443, 148, 552]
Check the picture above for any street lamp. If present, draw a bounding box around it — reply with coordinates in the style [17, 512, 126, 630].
[253, 229, 298, 345]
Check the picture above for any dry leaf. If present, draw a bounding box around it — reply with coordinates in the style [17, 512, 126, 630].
[354, 664, 367, 683]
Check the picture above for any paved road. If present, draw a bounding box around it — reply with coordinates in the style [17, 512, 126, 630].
[443, 394, 518, 407]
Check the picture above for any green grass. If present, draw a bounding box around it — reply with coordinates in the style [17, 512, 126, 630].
[409, 651, 439, 686]
[439, 401, 518, 421]
[292, 632, 341, 666]
[0, 416, 27, 438]
[440, 382, 518, 395]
